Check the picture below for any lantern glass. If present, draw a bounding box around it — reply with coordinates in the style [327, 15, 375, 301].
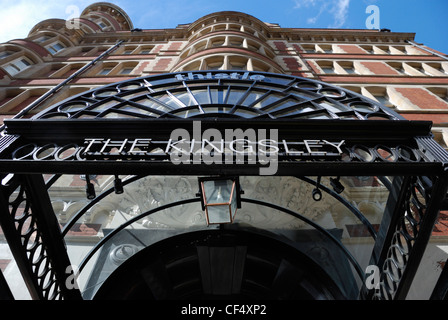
[201, 179, 237, 224]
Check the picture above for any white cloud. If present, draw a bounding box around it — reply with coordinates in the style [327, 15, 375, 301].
[330, 0, 350, 28]
[293, 0, 351, 28]
[294, 0, 319, 8]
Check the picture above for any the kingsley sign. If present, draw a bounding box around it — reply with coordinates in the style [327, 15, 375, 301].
[81, 121, 345, 175]
[11, 122, 346, 176]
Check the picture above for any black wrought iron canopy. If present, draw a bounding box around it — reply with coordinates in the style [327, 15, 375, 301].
[1, 71, 448, 301]
[0, 70, 447, 177]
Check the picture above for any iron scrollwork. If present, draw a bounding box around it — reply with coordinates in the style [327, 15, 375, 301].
[0, 174, 82, 300]
[367, 175, 446, 300]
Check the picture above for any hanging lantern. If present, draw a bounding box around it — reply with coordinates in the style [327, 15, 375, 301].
[198, 177, 241, 225]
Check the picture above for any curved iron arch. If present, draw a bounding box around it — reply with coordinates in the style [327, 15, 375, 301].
[32, 70, 404, 122]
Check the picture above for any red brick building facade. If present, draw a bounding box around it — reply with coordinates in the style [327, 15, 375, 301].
[1, 3, 447, 134]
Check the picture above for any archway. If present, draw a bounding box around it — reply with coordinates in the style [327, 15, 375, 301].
[93, 227, 347, 300]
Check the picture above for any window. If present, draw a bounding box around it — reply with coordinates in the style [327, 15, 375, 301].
[246, 41, 260, 52]
[372, 93, 394, 109]
[317, 62, 335, 74]
[387, 62, 409, 75]
[120, 68, 134, 75]
[427, 63, 448, 75]
[229, 38, 243, 47]
[318, 45, 333, 53]
[360, 46, 374, 54]
[211, 39, 225, 47]
[205, 57, 224, 70]
[194, 43, 207, 53]
[396, 66, 408, 75]
[390, 46, 406, 55]
[98, 68, 112, 75]
[229, 63, 246, 70]
[34, 36, 50, 43]
[342, 66, 357, 74]
[430, 89, 448, 103]
[2, 58, 32, 76]
[321, 67, 335, 73]
[416, 66, 432, 76]
[338, 62, 358, 75]
[46, 42, 66, 55]
[301, 45, 315, 53]
[97, 21, 108, 30]
[0, 51, 12, 59]
[229, 57, 247, 70]
[377, 46, 391, 54]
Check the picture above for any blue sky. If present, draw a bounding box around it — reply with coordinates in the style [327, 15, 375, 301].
[0, 0, 447, 54]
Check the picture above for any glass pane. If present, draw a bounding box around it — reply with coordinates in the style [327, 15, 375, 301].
[271, 104, 316, 117]
[254, 93, 284, 109]
[18, 59, 31, 67]
[241, 90, 267, 106]
[350, 102, 377, 113]
[47, 47, 57, 54]
[344, 67, 357, 74]
[173, 108, 201, 118]
[233, 108, 259, 118]
[118, 105, 158, 117]
[157, 94, 182, 109]
[90, 99, 121, 112]
[292, 112, 332, 120]
[226, 89, 247, 105]
[202, 180, 233, 205]
[104, 112, 139, 119]
[54, 43, 65, 50]
[59, 102, 88, 113]
[207, 205, 231, 224]
[94, 89, 119, 98]
[209, 88, 227, 104]
[318, 100, 348, 113]
[135, 97, 171, 113]
[3, 64, 19, 75]
[98, 68, 112, 75]
[191, 89, 210, 105]
[172, 91, 197, 106]
[262, 98, 299, 112]
[120, 68, 134, 75]
[322, 67, 335, 74]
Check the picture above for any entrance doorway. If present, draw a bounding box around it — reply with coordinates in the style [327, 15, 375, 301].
[93, 228, 348, 300]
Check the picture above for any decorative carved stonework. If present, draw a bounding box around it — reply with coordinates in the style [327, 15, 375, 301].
[107, 176, 333, 230]
[51, 175, 389, 235]
[237, 176, 331, 229]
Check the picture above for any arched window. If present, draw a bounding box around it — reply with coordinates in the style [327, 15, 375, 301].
[45, 41, 66, 55]
[2, 57, 33, 76]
